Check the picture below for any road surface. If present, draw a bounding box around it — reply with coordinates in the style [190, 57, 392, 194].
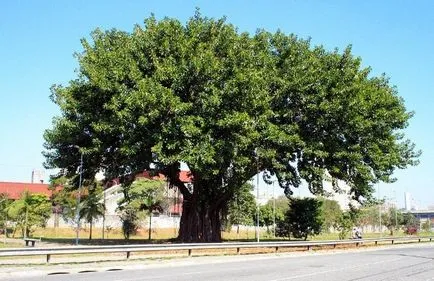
[3, 244, 434, 281]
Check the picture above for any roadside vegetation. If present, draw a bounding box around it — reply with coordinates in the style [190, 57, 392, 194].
[0, 184, 427, 248]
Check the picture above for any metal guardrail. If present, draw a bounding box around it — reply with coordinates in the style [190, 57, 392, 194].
[0, 236, 432, 263]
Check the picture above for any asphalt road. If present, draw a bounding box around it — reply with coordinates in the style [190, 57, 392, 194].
[4, 244, 434, 281]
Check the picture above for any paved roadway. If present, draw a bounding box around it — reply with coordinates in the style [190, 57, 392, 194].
[3, 244, 434, 281]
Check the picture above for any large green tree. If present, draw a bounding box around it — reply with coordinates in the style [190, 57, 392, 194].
[43, 12, 419, 242]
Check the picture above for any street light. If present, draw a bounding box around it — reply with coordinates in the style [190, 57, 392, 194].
[272, 180, 276, 238]
[393, 190, 398, 230]
[255, 148, 260, 242]
[256, 169, 260, 242]
[75, 150, 83, 246]
[378, 183, 382, 237]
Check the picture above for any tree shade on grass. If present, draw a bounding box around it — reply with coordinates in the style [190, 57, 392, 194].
[43, 11, 420, 242]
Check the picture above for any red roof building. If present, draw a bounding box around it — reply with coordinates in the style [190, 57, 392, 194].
[137, 170, 193, 183]
[0, 182, 53, 200]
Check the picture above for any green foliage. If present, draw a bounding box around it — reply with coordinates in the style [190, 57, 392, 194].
[259, 196, 287, 234]
[401, 212, 418, 233]
[286, 198, 323, 240]
[259, 204, 274, 229]
[0, 193, 12, 233]
[335, 212, 354, 240]
[318, 197, 342, 232]
[51, 187, 77, 224]
[118, 178, 166, 239]
[381, 207, 402, 235]
[224, 183, 256, 229]
[7, 191, 51, 237]
[272, 196, 291, 214]
[421, 220, 431, 232]
[127, 178, 167, 213]
[79, 184, 105, 240]
[43, 12, 420, 242]
[276, 218, 291, 239]
[119, 205, 140, 240]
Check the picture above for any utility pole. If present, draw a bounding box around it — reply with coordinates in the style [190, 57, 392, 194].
[394, 190, 398, 230]
[255, 149, 260, 242]
[256, 170, 260, 242]
[75, 151, 83, 246]
[102, 183, 106, 240]
[378, 183, 382, 237]
[273, 180, 276, 238]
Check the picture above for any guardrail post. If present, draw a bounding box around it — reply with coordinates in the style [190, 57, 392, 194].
[356, 242, 359, 247]
[430, 238, 432, 242]
[307, 245, 311, 251]
[126, 251, 131, 259]
[375, 240, 378, 245]
[391, 240, 394, 245]
[275, 246, 279, 253]
[188, 249, 192, 257]
[333, 244, 336, 249]
[237, 247, 240, 255]
[419, 238, 421, 243]
[46, 254, 51, 263]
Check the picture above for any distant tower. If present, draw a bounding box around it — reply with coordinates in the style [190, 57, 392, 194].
[404, 192, 412, 211]
[31, 169, 45, 184]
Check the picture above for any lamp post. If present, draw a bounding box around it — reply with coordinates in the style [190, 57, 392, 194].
[256, 169, 260, 242]
[75, 151, 83, 246]
[273, 180, 276, 238]
[102, 182, 106, 240]
[255, 149, 260, 242]
[378, 183, 382, 237]
[393, 190, 398, 230]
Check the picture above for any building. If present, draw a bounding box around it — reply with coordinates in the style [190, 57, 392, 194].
[101, 170, 193, 228]
[0, 181, 54, 199]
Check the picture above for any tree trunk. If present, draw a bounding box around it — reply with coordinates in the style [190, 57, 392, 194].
[24, 207, 29, 239]
[89, 219, 93, 240]
[178, 199, 222, 242]
[148, 213, 152, 240]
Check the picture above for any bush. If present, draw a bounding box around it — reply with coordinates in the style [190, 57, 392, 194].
[405, 226, 418, 235]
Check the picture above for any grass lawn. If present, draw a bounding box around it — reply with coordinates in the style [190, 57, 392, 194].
[2, 227, 431, 247]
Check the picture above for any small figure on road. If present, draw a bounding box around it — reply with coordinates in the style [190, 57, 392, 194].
[352, 227, 362, 239]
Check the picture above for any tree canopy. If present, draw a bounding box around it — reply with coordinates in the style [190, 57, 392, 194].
[119, 178, 167, 240]
[7, 191, 51, 237]
[319, 197, 342, 232]
[285, 197, 324, 240]
[224, 182, 256, 228]
[43, 12, 419, 242]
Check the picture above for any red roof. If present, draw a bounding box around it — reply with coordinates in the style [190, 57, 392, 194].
[178, 171, 193, 183]
[0, 182, 52, 200]
[137, 170, 193, 183]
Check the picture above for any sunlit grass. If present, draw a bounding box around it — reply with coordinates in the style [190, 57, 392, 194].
[2, 227, 430, 247]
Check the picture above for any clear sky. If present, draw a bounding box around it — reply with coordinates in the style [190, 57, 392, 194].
[1, 1, 433, 209]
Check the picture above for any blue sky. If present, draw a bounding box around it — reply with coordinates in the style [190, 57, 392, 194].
[1, 1, 433, 208]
